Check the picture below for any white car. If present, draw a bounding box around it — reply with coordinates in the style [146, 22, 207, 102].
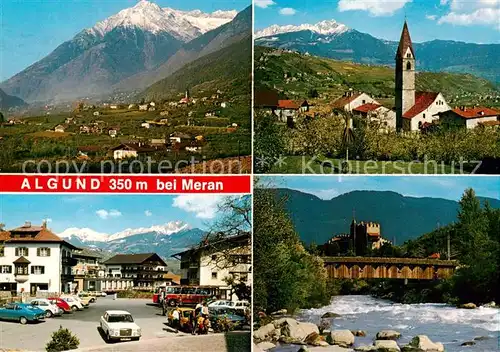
[209, 300, 250, 312]
[60, 296, 84, 311]
[100, 310, 141, 342]
[29, 298, 63, 318]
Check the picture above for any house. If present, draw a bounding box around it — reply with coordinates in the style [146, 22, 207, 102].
[205, 111, 216, 117]
[148, 107, 156, 112]
[7, 118, 23, 125]
[141, 122, 151, 129]
[72, 249, 106, 292]
[149, 102, 156, 107]
[436, 106, 500, 129]
[160, 111, 169, 116]
[169, 132, 191, 144]
[276, 100, 301, 124]
[221, 102, 229, 108]
[254, 89, 279, 114]
[353, 103, 397, 131]
[65, 117, 75, 124]
[128, 104, 136, 110]
[54, 124, 67, 133]
[93, 111, 100, 116]
[332, 92, 379, 113]
[159, 118, 169, 124]
[102, 253, 169, 289]
[171, 233, 251, 301]
[139, 104, 149, 111]
[395, 21, 450, 131]
[110, 143, 157, 160]
[185, 140, 204, 153]
[110, 105, 118, 110]
[0, 221, 80, 295]
[108, 128, 119, 138]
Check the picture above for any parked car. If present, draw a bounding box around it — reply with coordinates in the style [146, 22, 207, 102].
[100, 310, 141, 342]
[60, 296, 84, 311]
[209, 300, 250, 313]
[29, 298, 63, 318]
[48, 297, 73, 313]
[0, 302, 46, 324]
[62, 294, 89, 308]
[209, 309, 246, 332]
[94, 291, 107, 297]
[78, 292, 97, 303]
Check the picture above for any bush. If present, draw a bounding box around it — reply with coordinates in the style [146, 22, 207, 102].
[117, 290, 153, 299]
[45, 326, 80, 352]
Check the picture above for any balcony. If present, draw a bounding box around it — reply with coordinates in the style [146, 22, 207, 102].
[62, 257, 78, 266]
[180, 261, 199, 269]
[14, 274, 29, 283]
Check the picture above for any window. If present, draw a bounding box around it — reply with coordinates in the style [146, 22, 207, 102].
[211, 272, 218, 279]
[406, 62, 412, 70]
[37, 248, 51, 257]
[15, 247, 29, 256]
[15, 265, 28, 275]
[362, 100, 366, 104]
[1, 265, 12, 274]
[31, 266, 45, 275]
[423, 114, 426, 119]
[407, 53, 411, 58]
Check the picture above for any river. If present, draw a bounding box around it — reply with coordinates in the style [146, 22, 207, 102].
[299, 295, 499, 352]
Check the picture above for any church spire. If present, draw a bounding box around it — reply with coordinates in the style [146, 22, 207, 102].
[396, 20, 415, 59]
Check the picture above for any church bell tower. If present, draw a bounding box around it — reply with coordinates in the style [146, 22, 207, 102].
[395, 21, 416, 131]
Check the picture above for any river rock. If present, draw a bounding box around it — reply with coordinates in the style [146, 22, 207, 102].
[473, 336, 490, 341]
[402, 335, 444, 352]
[329, 330, 355, 347]
[459, 303, 477, 309]
[254, 344, 265, 352]
[322, 312, 341, 319]
[461, 341, 476, 346]
[374, 340, 401, 352]
[275, 318, 320, 342]
[351, 330, 366, 337]
[305, 332, 324, 346]
[254, 323, 276, 341]
[257, 341, 276, 350]
[376, 330, 401, 340]
[354, 345, 377, 351]
[308, 347, 354, 352]
[318, 319, 331, 333]
[481, 301, 496, 308]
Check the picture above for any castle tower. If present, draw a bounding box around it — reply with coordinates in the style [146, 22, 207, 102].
[395, 21, 416, 131]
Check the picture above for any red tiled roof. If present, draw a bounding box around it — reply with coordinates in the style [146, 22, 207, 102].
[353, 103, 381, 113]
[332, 93, 362, 109]
[403, 92, 440, 119]
[278, 100, 300, 110]
[451, 107, 499, 119]
[1, 226, 79, 250]
[396, 21, 415, 59]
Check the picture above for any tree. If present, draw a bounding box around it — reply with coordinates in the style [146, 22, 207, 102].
[254, 112, 285, 173]
[0, 112, 5, 123]
[308, 88, 319, 98]
[45, 326, 79, 352]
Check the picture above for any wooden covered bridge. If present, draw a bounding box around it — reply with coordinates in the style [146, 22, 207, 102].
[323, 256, 459, 280]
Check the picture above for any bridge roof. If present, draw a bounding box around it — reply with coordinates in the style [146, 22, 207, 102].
[322, 256, 459, 267]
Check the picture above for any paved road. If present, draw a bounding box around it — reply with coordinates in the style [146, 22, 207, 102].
[0, 297, 175, 351]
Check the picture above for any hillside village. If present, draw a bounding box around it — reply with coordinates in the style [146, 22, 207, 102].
[255, 22, 500, 133]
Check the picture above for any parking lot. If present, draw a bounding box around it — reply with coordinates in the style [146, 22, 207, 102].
[0, 296, 172, 351]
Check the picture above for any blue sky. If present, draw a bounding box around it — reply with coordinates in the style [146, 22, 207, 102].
[259, 176, 500, 201]
[0, 0, 249, 81]
[0, 194, 227, 234]
[255, 0, 500, 44]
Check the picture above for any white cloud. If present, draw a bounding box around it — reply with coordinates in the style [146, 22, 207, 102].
[440, 0, 449, 5]
[255, 0, 276, 9]
[338, 0, 412, 16]
[426, 14, 437, 20]
[96, 209, 122, 220]
[438, 0, 500, 30]
[172, 195, 223, 219]
[279, 7, 297, 15]
[144, 210, 153, 217]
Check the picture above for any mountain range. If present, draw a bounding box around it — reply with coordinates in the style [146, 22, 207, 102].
[58, 221, 206, 258]
[255, 20, 500, 84]
[0, 1, 250, 103]
[269, 189, 500, 245]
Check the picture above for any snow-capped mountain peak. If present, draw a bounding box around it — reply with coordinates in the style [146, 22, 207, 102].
[58, 221, 191, 243]
[86, 0, 236, 42]
[255, 19, 349, 39]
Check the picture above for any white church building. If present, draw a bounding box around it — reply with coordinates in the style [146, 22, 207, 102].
[395, 21, 450, 132]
